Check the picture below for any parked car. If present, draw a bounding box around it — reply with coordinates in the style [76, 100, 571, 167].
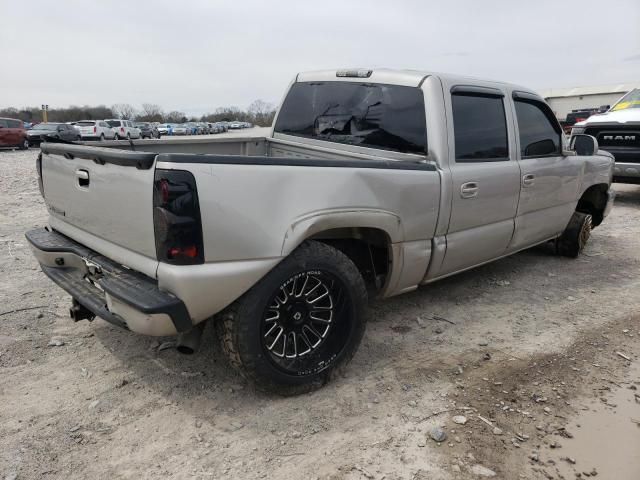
[157, 124, 173, 136]
[171, 124, 189, 135]
[27, 68, 614, 395]
[228, 121, 243, 129]
[185, 122, 201, 135]
[75, 120, 117, 141]
[571, 88, 640, 184]
[0, 117, 29, 149]
[134, 122, 161, 139]
[105, 119, 141, 140]
[27, 122, 80, 145]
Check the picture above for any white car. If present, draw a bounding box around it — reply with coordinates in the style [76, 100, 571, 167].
[105, 119, 141, 140]
[171, 124, 189, 135]
[157, 124, 172, 135]
[75, 120, 117, 141]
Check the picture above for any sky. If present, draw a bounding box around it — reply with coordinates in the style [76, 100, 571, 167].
[1, 0, 639, 116]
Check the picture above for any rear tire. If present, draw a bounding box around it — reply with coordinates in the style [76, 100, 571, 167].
[217, 241, 368, 395]
[100, 133, 105, 141]
[114, 134, 121, 140]
[19, 138, 29, 150]
[556, 211, 592, 258]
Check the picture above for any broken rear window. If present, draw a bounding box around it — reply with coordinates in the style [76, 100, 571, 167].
[274, 81, 427, 155]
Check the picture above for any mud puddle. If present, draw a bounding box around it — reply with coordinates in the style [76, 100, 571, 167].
[552, 361, 640, 479]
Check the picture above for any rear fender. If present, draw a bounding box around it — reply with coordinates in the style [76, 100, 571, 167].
[280, 209, 428, 298]
[280, 208, 403, 256]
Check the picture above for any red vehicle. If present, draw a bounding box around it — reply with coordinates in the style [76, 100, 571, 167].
[0, 117, 29, 150]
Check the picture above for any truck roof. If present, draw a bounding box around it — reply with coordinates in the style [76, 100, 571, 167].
[296, 68, 540, 97]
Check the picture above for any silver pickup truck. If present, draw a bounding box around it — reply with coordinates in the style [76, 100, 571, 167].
[27, 68, 615, 394]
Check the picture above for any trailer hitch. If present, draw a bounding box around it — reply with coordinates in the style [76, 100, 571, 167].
[69, 299, 95, 322]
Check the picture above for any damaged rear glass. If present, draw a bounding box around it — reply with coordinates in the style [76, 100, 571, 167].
[274, 81, 427, 155]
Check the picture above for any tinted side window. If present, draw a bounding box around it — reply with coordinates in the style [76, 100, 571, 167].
[452, 93, 509, 162]
[7, 120, 22, 128]
[274, 81, 427, 155]
[515, 100, 561, 157]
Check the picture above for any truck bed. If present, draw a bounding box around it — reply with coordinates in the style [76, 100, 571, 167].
[85, 130, 428, 164]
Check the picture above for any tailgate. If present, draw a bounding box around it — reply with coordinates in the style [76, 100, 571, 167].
[78, 126, 95, 135]
[40, 143, 158, 260]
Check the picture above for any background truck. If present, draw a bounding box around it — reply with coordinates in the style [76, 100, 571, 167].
[27, 68, 614, 394]
[571, 88, 640, 184]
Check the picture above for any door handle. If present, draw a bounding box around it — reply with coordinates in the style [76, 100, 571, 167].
[460, 182, 479, 199]
[76, 169, 90, 187]
[522, 173, 535, 187]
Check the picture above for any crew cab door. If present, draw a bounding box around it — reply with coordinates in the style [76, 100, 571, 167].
[507, 92, 581, 250]
[439, 86, 521, 275]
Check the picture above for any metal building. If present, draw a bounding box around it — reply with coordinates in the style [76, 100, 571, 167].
[539, 83, 637, 121]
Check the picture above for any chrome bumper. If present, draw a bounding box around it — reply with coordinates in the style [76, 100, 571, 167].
[25, 228, 191, 336]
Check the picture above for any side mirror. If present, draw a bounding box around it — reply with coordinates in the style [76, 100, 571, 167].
[58, 126, 64, 132]
[570, 134, 598, 156]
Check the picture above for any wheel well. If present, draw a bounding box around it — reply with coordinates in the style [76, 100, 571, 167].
[576, 184, 609, 227]
[307, 227, 391, 293]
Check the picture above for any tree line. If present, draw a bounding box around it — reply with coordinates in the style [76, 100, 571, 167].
[0, 100, 277, 126]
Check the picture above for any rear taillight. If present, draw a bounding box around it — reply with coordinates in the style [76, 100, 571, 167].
[153, 169, 204, 265]
[93, 126, 97, 133]
[121, 127, 125, 133]
[36, 152, 44, 197]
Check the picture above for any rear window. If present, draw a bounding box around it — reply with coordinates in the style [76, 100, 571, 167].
[76, 121, 95, 126]
[0, 119, 8, 128]
[33, 123, 58, 130]
[106, 120, 122, 127]
[274, 81, 427, 155]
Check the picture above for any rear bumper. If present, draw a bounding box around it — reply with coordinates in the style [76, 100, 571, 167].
[25, 228, 191, 336]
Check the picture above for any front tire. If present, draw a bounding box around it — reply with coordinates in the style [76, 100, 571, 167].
[19, 138, 29, 150]
[556, 211, 592, 258]
[217, 241, 368, 395]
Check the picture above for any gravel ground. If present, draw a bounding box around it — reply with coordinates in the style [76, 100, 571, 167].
[0, 147, 639, 480]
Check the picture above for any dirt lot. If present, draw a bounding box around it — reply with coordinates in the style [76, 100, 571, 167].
[1, 148, 639, 480]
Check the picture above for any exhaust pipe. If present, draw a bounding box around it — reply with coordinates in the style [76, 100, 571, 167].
[69, 299, 95, 322]
[176, 323, 205, 354]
